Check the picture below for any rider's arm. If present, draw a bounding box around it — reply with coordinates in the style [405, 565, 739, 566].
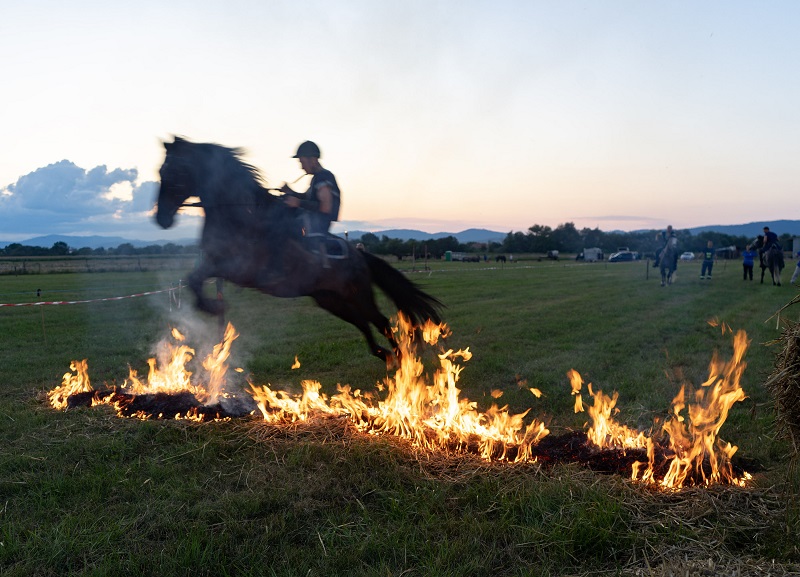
[316, 185, 333, 215]
[285, 185, 332, 214]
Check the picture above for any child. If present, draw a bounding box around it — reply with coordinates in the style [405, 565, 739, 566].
[700, 241, 715, 279]
[742, 244, 757, 281]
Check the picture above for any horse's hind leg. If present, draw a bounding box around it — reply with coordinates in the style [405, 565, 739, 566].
[312, 291, 395, 363]
[187, 262, 225, 315]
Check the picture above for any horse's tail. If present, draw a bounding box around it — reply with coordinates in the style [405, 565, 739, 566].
[362, 252, 443, 325]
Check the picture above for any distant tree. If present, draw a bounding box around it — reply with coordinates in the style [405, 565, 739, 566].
[74, 247, 93, 256]
[140, 244, 163, 255]
[551, 222, 582, 253]
[527, 225, 553, 253]
[360, 233, 380, 252]
[115, 243, 136, 255]
[50, 241, 70, 256]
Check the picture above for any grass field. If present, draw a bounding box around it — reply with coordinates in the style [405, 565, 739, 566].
[2, 258, 800, 576]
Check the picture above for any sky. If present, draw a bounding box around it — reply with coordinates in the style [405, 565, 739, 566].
[1, 1, 798, 243]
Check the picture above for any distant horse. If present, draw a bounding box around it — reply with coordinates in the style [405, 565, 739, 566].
[155, 137, 442, 362]
[659, 239, 678, 286]
[752, 236, 784, 286]
[495, 255, 506, 263]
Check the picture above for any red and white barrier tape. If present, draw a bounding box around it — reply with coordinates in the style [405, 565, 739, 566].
[0, 287, 178, 307]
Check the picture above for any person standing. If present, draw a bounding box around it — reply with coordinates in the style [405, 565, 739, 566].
[700, 240, 715, 279]
[791, 251, 800, 284]
[742, 244, 757, 281]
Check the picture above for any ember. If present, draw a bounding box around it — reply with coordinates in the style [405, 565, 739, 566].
[47, 315, 752, 489]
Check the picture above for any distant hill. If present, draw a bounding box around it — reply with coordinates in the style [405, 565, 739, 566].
[0, 234, 197, 250]
[345, 228, 507, 243]
[686, 220, 800, 238]
[2, 221, 799, 251]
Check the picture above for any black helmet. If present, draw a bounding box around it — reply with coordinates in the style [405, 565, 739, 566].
[293, 141, 321, 158]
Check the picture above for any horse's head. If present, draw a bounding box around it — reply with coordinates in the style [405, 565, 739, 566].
[155, 137, 196, 229]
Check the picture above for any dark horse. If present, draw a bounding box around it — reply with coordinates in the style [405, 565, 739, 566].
[155, 137, 442, 362]
[752, 236, 784, 286]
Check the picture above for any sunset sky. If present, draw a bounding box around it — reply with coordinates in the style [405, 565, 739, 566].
[1, 1, 798, 242]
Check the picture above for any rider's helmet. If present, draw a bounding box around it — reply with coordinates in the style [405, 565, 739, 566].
[293, 141, 321, 159]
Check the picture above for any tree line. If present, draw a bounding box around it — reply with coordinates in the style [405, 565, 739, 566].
[0, 241, 200, 257]
[1, 223, 793, 260]
[359, 223, 794, 259]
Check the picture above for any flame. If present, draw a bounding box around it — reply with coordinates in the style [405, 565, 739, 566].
[48, 324, 240, 419]
[48, 359, 92, 409]
[572, 329, 751, 488]
[47, 315, 752, 488]
[249, 314, 550, 462]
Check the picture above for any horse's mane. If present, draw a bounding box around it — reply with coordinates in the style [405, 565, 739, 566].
[172, 136, 270, 206]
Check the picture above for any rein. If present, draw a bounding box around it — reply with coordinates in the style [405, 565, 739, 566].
[177, 173, 309, 209]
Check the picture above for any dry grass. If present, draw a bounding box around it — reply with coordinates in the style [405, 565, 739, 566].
[765, 294, 800, 456]
[237, 416, 800, 576]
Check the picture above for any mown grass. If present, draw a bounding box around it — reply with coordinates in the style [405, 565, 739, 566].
[1, 258, 800, 576]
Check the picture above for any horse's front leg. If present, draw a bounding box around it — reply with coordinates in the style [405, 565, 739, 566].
[187, 261, 225, 316]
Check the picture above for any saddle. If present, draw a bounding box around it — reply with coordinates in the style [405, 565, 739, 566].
[302, 233, 350, 261]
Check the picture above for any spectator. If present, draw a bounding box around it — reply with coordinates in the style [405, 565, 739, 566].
[742, 244, 757, 281]
[700, 240, 715, 280]
[791, 252, 800, 285]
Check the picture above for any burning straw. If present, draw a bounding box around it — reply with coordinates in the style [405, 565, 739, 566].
[47, 314, 754, 489]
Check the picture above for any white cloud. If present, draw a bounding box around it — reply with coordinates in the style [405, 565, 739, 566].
[0, 160, 198, 241]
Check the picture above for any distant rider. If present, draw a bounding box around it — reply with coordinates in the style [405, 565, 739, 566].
[761, 226, 781, 252]
[656, 225, 678, 268]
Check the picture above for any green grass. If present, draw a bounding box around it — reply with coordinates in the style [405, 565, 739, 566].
[1, 259, 799, 576]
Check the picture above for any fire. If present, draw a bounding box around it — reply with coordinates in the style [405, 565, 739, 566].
[50, 324, 241, 419]
[249, 314, 550, 461]
[572, 328, 751, 489]
[48, 359, 92, 409]
[47, 315, 753, 488]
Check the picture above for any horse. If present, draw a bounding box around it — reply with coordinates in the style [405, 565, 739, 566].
[154, 137, 443, 362]
[752, 236, 784, 286]
[658, 239, 678, 286]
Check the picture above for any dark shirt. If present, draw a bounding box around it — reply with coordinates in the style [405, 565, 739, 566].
[303, 168, 341, 234]
[763, 231, 780, 250]
[702, 249, 714, 262]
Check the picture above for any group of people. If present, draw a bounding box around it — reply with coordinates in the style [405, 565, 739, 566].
[657, 224, 795, 283]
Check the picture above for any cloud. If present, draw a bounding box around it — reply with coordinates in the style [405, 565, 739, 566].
[0, 160, 198, 240]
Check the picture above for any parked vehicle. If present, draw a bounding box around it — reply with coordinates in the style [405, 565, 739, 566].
[577, 247, 604, 262]
[608, 251, 635, 263]
[679, 252, 695, 261]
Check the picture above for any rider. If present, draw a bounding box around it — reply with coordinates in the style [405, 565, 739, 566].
[656, 225, 678, 267]
[265, 141, 341, 282]
[280, 141, 341, 237]
[762, 226, 781, 252]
